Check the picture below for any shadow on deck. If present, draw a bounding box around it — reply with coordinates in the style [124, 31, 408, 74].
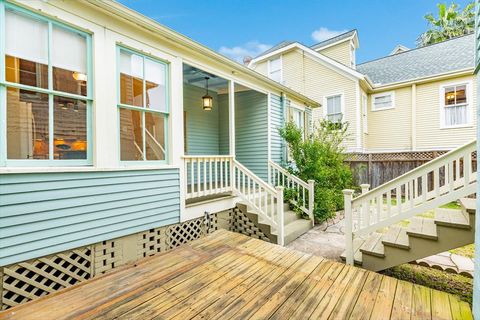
[0, 230, 472, 319]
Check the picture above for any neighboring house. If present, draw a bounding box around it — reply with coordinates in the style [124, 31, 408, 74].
[0, 0, 318, 309]
[249, 30, 477, 155]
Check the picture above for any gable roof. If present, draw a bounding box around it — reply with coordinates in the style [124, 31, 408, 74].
[357, 34, 475, 86]
[311, 30, 357, 51]
[389, 45, 410, 56]
[254, 41, 294, 58]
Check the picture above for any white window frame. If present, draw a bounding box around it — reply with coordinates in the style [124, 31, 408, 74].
[371, 91, 395, 111]
[350, 42, 356, 68]
[267, 55, 282, 83]
[362, 93, 368, 134]
[323, 93, 345, 123]
[439, 81, 473, 129]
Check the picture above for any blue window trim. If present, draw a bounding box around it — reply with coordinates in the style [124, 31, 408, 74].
[116, 45, 170, 165]
[0, 1, 93, 167]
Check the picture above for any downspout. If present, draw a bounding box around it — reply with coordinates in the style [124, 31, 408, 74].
[411, 84, 416, 151]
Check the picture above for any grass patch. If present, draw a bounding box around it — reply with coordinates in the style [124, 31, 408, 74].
[381, 263, 473, 305]
[449, 244, 475, 258]
[441, 202, 461, 210]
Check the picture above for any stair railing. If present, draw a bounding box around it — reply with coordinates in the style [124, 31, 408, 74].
[343, 139, 477, 265]
[268, 160, 315, 226]
[233, 160, 285, 245]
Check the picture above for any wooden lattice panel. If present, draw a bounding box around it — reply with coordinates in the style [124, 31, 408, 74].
[165, 217, 206, 249]
[1, 247, 91, 310]
[93, 240, 122, 275]
[346, 150, 451, 162]
[230, 207, 271, 242]
[137, 227, 166, 258]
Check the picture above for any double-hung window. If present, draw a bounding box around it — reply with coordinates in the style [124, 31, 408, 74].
[441, 83, 471, 127]
[371, 91, 394, 111]
[291, 107, 304, 130]
[0, 3, 92, 166]
[325, 94, 343, 123]
[117, 47, 169, 162]
[268, 56, 282, 83]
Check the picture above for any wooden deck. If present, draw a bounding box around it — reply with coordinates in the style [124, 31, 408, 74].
[0, 230, 472, 320]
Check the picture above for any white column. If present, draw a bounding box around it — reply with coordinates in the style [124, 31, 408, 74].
[229, 80, 235, 157]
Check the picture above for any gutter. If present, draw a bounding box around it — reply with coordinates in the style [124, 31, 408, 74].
[84, 0, 320, 107]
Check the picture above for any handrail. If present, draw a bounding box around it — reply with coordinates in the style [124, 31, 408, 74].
[343, 139, 477, 265]
[233, 159, 285, 245]
[352, 140, 476, 205]
[268, 160, 315, 226]
[182, 155, 234, 159]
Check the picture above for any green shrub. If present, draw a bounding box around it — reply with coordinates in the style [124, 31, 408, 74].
[279, 119, 353, 222]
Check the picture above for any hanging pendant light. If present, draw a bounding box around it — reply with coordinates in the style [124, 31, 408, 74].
[202, 76, 213, 111]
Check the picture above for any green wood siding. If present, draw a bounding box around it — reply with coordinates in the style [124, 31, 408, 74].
[235, 90, 268, 180]
[0, 169, 180, 266]
[270, 94, 284, 165]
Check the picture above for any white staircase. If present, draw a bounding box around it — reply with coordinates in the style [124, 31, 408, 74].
[183, 156, 315, 246]
[342, 140, 477, 271]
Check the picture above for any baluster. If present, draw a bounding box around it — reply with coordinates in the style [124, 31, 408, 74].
[448, 161, 454, 192]
[396, 186, 401, 216]
[209, 158, 213, 194]
[464, 152, 471, 185]
[413, 178, 418, 200]
[365, 199, 370, 227]
[242, 171, 245, 194]
[376, 195, 382, 222]
[434, 167, 440, 197]
[422, 174, 427, 203]
[203, 158, 207, 196]
[196, 159, 201, 198]
[264, 191, 268, 218]
[302, 187, 306, 209]
[221, 159, 225, 191]
[386, 190, 392, 217]
[455, 158, 460, 182]
[214, 159, 218, 193]
[409, 180, 414, 209]
[247, 176, 251, 201]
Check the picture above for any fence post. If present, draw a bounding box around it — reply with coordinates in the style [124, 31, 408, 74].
[343, 189, 355, 265]
[360, 184, 370, 194]
[308, 180, 315, 227]
[276, 186, 285, 246]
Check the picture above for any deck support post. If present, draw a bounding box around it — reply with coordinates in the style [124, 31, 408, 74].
[308, 180, 315, 226]
[276, 186, 285, 246]
[343, 189, 355, 265]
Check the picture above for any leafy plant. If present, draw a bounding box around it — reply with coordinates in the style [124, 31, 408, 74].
[283, 187, 308, 218]
[417, 2, 474, 47]
[279, 119, 353, 222]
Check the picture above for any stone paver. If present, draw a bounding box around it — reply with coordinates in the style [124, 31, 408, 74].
[287, 211, 475, 276]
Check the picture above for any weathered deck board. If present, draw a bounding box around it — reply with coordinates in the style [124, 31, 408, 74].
[0, 229, 472, 320]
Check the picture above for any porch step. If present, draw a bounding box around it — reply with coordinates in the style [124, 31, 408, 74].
[407, 217, 437, 240]
[342, 197, 476, 272]
[284, 219, 312, 245]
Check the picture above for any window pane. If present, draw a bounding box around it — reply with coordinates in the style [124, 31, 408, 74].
[374, 94, 392, 109]
[445, 105, 467, 126]
[327, 95, 341, 114]
[120, 51, 144, 107]
[119, 108, 143, 160]
[270, 57, 281, 71]
[145, 59, 167, 112]
[53, 96, 87, 159]
[444, 87, 455, 106]
[456, 85, 467, 104]
[5, 10, 48, 89]
[52, 26, 88, 96]
[6, 55, 48, 89]
[7, 87, 49, 159]
[145, 112, 166, 160]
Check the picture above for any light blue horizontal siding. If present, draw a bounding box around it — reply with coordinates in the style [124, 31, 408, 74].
[0, 169, 180, 266]
[270, 94, 284, 165]
[235, 90, 268, 180]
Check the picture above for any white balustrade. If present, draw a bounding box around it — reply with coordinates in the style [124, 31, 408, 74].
[343, 140, 477, 265]
[268, 160, 315, 226]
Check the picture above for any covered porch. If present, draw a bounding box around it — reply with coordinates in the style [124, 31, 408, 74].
[0, 229, 472, 319]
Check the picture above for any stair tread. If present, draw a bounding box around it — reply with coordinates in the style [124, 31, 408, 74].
[459, 198, 476, 214]
[407, 217, 437, 239]
[434, 208, 470, 228]
[382, 226, 409, 249]
[360, 233, 384, 257]
[285, 219, 311, 233]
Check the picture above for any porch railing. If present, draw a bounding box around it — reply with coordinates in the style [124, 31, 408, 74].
[343, 139, 477, 265]
[233, 160, 285, 245]
[183, 155, 234, 199]
[268, 160, 315, 226]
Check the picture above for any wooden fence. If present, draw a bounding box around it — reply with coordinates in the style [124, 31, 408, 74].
[346, 150, 477, 189]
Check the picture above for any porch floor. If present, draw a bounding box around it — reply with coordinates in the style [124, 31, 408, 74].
[0, 230, 471, 320]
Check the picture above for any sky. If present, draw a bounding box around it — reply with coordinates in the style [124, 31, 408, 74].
[118, 0, 472, 64]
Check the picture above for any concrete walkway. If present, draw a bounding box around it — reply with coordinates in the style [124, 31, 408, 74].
[287, 211, 474, 277]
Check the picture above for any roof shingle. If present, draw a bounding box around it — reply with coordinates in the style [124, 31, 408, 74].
[357, 34, 475, 85]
